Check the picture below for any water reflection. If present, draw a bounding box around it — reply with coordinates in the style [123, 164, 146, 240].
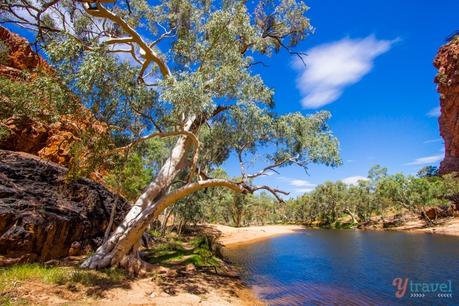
[223, 230, 459, 306]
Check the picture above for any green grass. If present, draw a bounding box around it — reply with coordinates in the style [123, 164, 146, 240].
[0, 264, 127, 288]
[0, 263, 128, 304]
[144, 235, 222, 268]
[0, 264, 68, 290]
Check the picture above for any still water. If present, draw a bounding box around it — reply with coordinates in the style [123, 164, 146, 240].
[222, 230, 459, 305]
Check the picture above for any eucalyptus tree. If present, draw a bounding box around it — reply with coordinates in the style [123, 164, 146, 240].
[310, 181, 347, 225]
[348, 180, 372, 222]
[1, 0, 341, 272]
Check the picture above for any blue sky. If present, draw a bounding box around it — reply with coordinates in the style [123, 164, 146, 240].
[223, 0, 459, 196]
[5, 0, 459, 197]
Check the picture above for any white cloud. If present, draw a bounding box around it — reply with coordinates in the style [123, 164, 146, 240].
[293, 187, 316, 193]
[293, 35, 395, 108]
[405, 154, 443, 166]
[290, 179, 316, 188]
[423, 138, 442, 144]
[341, 176, 369, 186]
[289, 179, 316, 193]
[279, 177, 316, 193]
[427, 107, 441, 118]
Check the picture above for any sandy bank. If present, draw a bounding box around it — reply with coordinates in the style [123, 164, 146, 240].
[209, 224, 305, 247]
[8, 268, 264, 306]
[389, 216, 459, 237]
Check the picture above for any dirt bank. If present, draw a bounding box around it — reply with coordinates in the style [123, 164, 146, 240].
[4, 270, 263, 306]
[388, 216, 459, 237]
[209, 224, 305, 248]
[1, 228, 266, 306]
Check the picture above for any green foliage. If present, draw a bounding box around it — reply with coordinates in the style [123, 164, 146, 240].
[309, 181, 347, 224]
[176, 165, 459, 228]
[417, 165, 439, 178]
[33, 0, 338, 176]
[170, 167, 284, 227]
[0, 40, 9, 65]
[0, 125, 10, 142]
[284, 166, 459, 226]
[368, 165, 387, 188]
[0, 75, 77, 123]
[2, 0, 341, 218]
[105, 138, 168, 201]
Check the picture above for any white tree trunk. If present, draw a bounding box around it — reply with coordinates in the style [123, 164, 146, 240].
[81, 121, 194, 269]
[81, 175, 244, 270]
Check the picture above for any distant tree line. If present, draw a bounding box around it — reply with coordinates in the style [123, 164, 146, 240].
[118, 159, 458, 231]
[281, 165, 458, 228]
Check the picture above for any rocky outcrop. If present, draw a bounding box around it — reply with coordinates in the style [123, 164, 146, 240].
[0, 150, 129, 263]
[434, 36, 459, 174]
[0, 27, 108, 175]
[0, 113, 108, 170]
[0, 26, 51, 78]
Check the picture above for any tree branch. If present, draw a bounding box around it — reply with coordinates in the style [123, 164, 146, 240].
[195, 169, 288, 203]
[83, 3, 172, 79]
[115, 130, 198, 154]
[248, 185, 289, 202]
[104, 37, 134, 45]
[114, 130, 200, 182]
[246, 157, 296, 179]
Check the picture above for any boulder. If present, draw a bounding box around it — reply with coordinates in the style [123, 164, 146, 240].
[0, 150, 129, 263]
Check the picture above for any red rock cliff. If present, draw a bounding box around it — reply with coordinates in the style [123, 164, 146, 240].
[434, 36, 459, 175]
[0, 29, 127, 263]
[0, 26, 51, 77]
[0, 27, 108, 177]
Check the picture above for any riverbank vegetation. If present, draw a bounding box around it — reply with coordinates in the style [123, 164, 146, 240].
[155, 165, 458, 230]
[283, 166, 459, 228]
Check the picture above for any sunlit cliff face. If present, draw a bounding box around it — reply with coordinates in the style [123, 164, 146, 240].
[435, 36, 459, 175]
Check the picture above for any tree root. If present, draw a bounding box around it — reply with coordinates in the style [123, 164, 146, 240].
[119, 252, 153, 277]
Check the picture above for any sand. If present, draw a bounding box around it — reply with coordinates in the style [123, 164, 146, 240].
[209, 224, 305, 247]
[11, 269, 264, 306]
[389, 216, 459, 236]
